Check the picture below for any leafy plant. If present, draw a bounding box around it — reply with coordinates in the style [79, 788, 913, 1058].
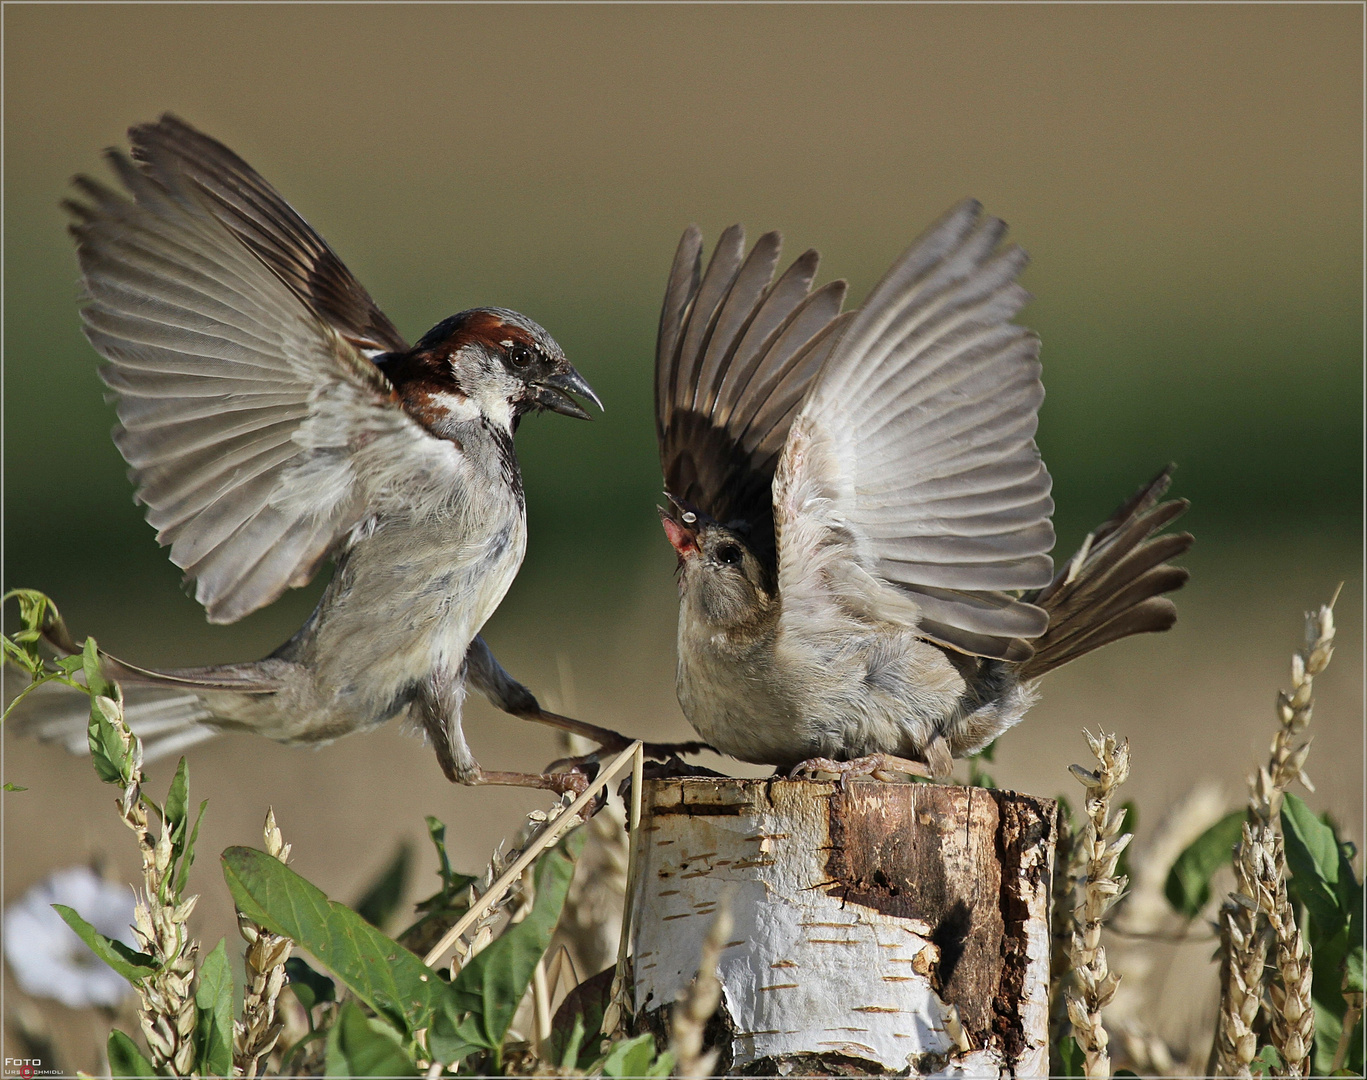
[1164, 809, 1245, 918]
[1280, 793, 1364, 1075]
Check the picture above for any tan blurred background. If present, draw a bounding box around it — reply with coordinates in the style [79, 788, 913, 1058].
[3, 5, 1361, 1073]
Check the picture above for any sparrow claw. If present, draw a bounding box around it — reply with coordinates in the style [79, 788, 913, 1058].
[788, 753, 934, 786]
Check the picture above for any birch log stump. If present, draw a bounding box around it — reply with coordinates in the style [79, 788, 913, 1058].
[630, 778, 1057, 1078]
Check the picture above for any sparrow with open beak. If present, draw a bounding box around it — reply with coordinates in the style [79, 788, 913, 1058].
[655, 201, 1193, 781]
[27, 115, 631, 792]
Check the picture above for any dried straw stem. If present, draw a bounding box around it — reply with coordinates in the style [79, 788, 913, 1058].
[233, 810, 294, 1079]
[558, 735, 630, 978]
[601, 743, 644, 1042]
[1065, 730, 1133, 1080]
[100, 690, 200, 1077]
[1332, 975, 1364, 1074]
[670, 901, 732, 1080]
[422, 741, 640, 970]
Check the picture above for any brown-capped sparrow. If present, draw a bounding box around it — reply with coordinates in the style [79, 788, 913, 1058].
[655, 200, 1193, 781]
[26, 114, 678, 793]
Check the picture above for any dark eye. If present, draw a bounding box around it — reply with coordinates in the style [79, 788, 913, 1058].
[508, 344, 536, 369]
[716, 543, 742, 567]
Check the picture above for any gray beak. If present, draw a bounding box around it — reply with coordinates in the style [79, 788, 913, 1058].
[529, 365, 604, 420]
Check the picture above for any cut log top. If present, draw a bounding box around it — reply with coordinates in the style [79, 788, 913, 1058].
[630, 778, 1057, 1078]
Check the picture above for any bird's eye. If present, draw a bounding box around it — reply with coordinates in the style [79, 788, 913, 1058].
[716, 543, 742, 567]
[508, 344, 536, 369]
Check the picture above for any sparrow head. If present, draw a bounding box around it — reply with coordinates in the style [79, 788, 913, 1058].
[381, 307, 602, 438]
[659, 498, 772, 631]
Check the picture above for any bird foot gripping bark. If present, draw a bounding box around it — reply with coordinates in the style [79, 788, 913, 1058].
[789, 752, 938, 786]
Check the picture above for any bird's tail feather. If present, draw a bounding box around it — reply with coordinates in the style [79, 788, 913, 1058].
[1016, 465, 1193, 681]
[13, 681, 221, 763]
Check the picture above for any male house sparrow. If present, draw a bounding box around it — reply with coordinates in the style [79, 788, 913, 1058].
[29, 115, 628, 792]
[656, 200, 1193, 780]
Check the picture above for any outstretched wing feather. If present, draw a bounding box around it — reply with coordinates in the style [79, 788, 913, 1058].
[655, 226, 848, 562]
[127, 115, 408, 355]
[775, 199, 1055, 656]
[69, 117, 433, 624]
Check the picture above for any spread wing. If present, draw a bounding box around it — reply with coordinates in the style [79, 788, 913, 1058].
[775, 199, 1054, 661]
[67, 115, 435, 624]
[655, 224, 849, 569]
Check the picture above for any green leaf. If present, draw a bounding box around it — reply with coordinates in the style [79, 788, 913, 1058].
[426, 815, 455, 892]
[1282, 794, 1345, 934]
[3, 782, 27, 792]
[324, 1000, 420, 1078]
[425, 1009, 489, 1070]
[558, 1014, 588, 1073]
[352, 843, 411, 929]
[1249, 1043, 1282, 1077]
[550, 965, 615, 1069]
[1115, 800, 1139, 882]
[87, 691, 132, 786]
[286, 956, 337, 1013]
[107, 1029, 155, 1079]
[52, 904, 156, 983]
[447, 829, 587, 1052]
[601, 1033, 666, 1078]
[1165, 809, 1245, 918]
[1055, 794, 1076, 835]
[1056, 1035, 1085, 1078]
[221, 846, 447, 1037]
[165, 758, 190, 848]
[1345, 940, 1364, 995]
[195, 939, 235, 1078]
[81, 636, 114, 699]
[174, 800, 209, 896]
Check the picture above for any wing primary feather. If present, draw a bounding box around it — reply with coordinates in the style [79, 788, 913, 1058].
[692, 231, 783, 414]
[669, 224, 746, 422]
[656, 225, 703, 438]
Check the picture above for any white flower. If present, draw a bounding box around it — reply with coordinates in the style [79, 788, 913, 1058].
[5, 865, 138, 1008]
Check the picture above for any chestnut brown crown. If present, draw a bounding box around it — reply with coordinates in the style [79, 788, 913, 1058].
[379, 307, 601, 435]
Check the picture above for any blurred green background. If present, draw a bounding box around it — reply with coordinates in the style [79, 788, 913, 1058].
[2, 6, 1361, 1070]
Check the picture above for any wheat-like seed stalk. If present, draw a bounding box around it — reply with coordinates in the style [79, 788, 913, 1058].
[1065, 729, 1132, 1080]
[669, 901, 732, 1080]
[1251, 592, 1336, 826]
[98, 689, 200, 1077]
[233, 809, 294, 1079]
[1214, 594, 1337, 1077]
[1259, 837, 1315, 1079]
[449, 841, 515, 971]
[1214, 825, 1274, 1079]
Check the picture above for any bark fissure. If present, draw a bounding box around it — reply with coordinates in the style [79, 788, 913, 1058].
[632, 778, 1056, 1077]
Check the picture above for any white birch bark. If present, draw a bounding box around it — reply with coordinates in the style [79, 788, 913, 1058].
[631, 778, 1055, 1077]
